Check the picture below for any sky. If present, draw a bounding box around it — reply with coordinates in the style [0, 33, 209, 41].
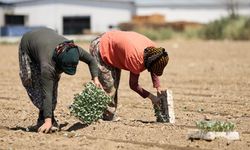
[0, 0, 249, 4]
[0, 0, 27, 2]
[0, 0, 205, 3]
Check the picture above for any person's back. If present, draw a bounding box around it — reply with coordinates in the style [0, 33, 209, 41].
[20, 27, 67, 64]
[99, 30, 155, 74]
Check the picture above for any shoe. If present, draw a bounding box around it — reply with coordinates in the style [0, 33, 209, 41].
[111, 115, 121, 122]
[102, 113, 121, 122]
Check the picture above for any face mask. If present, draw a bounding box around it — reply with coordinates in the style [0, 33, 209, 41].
[52, 41, 79, 75]
[61, 62, 78, 75]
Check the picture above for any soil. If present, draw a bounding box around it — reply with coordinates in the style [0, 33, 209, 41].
[0, 40, 250, 150]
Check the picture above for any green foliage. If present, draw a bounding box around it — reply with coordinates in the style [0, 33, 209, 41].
[135, 27, 173, 41]
[154, 104, 169, 122]
[240, 18, 250, 40]
[118, 15, 250, 41]
[196, 120, 236, 132]
[200, 18, 228, 39]
[223, 17, 247, 40]
[201, 16, 250, 40]
[70, 82, 111, 125]
[183, 27, 203, 39]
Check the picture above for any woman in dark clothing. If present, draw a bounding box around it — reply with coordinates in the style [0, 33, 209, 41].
[19, 27, 101, 133]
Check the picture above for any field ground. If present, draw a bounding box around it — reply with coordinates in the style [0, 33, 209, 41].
[0, 40, 250, 150]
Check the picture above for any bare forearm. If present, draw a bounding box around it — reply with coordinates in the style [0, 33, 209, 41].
[129, 72, 150, 98]
[130, 83, 150, 98]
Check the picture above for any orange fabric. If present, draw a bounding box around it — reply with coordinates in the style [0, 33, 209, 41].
[99, 30, 156, 74]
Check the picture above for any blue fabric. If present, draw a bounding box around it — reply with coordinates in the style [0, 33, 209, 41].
[1, 26, 43, 36]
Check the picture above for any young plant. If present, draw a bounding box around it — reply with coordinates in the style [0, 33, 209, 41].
[196, 120, 236, 132]
[154, 104, 169, 122]
[69, 82, 111, 125]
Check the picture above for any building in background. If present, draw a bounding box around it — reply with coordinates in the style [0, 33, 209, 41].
[0, 0, 250, 36]
[0, 0, 135, 36]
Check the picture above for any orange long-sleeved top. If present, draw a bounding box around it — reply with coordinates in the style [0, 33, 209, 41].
[100, 30, 155, 74]
[99, 30, 160, 98]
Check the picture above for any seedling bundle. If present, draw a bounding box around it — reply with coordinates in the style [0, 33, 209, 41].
[188, 120, 239, 141]
[154, 90, 175, 123]
[69, 82, 111, 125]
[196, 120, 235, 132]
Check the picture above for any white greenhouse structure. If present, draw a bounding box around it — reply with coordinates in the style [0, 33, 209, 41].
[0, 0, 249, 36]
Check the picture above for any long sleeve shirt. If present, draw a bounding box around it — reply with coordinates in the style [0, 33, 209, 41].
[99, 30, 160, 98]
[20, 27, 99, 118]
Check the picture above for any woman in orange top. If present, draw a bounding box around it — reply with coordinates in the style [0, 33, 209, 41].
[89, 30, 169, 121]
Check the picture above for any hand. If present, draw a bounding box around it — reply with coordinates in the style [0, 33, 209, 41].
[38, 118, 52, 134]
[93, 77, 103, 89]
[148, 93, 160, 107]
[156, 87, 162, 95]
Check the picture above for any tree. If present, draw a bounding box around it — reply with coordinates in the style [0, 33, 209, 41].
[224, 0, 239, 18]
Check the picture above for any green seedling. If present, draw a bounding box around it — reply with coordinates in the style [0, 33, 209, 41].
[196, 120, 236, 132]
[70, 82, 111, 125]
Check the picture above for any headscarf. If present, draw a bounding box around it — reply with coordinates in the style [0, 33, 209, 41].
[53, 40, 79, 75]
[144, 47, 169, 76]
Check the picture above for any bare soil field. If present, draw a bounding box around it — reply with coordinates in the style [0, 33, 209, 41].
[0, 40, 250, 150]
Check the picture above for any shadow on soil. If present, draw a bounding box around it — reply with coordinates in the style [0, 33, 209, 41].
[7, 122, 69, 132]
[3, 122, 88, 133]
[135, 120, 156, 124]
[66, 122, 88, 132]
